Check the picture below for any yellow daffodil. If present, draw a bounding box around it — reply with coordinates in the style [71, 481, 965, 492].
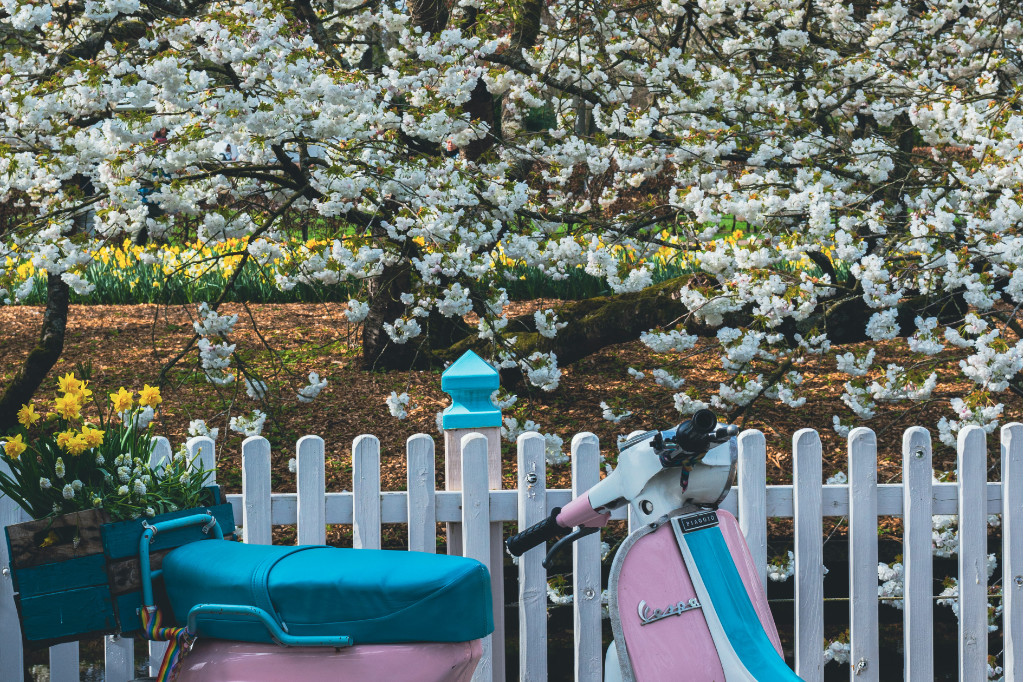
[67, 380, 93, 402]
[56, 430, 77, 450]
[57, 372, 84, 395]
[17, 403, 40, 428]
[138, 384, 162, 408]
[81, 425, 104, 449]
[53, 393, 82, 421]
[4, 434, 27, 459]
[110, 387, 134, 413]
[66, 436, 89, 456]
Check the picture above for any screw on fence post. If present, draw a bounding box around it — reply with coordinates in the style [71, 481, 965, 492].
[440, 350, 504, 682]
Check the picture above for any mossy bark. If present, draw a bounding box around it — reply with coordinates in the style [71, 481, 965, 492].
[437, 276, 697, 365]
[0, 274, 71, 433]
[433, 273, 969, 372]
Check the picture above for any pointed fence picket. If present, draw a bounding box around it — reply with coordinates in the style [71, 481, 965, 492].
[737, 429, 768, 592]
[903, 426, 935, 682]
[461, 434, 492, 682]
[517, 432, 548, 682]
[847, 427, 878, 681]
[793, 429, 824, 681]
[1002, 423, 1023, 682]
[2, 424, 1022, 682]
[571, 433, 603, 682]
[406, 434, 436, 554]
[296, 435, 326, 546]
[957, 427, 988, 681]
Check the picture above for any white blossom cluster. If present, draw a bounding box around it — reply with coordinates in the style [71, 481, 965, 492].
[193, 303, 238, 337]
[119, 406, 155, 429]
[386, 391, 411, 419]
[599, 401, 631, 423]
[521, 352, 562, 392]
[187, 419, 219, 441]
[500, 417, 567, 465]
[651, 369, 685, 390]
[823, 639, 851, 666]
[935, 555, 1000, 632]
[533, 309, 567, 339]
[490, 390, 518, 410]
[297, 372, 328, 403]
[244, 377, 269, 400]
[937, 398, 1006, 448]
[877, 561, 905, 609]
[229, 410, 267, 437]
[767, 551, 795, 583]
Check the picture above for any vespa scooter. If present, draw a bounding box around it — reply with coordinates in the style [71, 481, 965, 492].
[134, 513, 493, 681]
[506, 409, 803, 682]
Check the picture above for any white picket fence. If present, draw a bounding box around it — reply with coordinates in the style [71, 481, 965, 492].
[1, 422, 1022, 682]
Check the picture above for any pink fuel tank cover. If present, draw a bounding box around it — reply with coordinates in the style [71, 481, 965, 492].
[174, 638, 483, 682]
[614, 510, 782, 681]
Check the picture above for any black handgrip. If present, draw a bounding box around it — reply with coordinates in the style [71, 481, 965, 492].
[674, 409, 719, 455]
[505, 507, 568, 556]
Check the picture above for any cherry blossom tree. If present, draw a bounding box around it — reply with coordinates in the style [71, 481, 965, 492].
[0, 0, 1020, 439]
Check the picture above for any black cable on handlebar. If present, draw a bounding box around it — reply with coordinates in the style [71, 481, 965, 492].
[505, 507, 569, 557]
[542, 527, 599, 569]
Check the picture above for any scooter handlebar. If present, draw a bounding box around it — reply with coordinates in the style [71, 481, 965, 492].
[505, 507, 569, 556]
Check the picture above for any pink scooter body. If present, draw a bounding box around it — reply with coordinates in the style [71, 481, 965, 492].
[176, 638, 483, 682]
[609, 510, 783, 680]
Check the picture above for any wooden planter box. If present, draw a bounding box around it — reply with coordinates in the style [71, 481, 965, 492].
[4, 488, 235, 647]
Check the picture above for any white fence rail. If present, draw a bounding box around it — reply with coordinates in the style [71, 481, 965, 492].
[1, 423, 1022, 682]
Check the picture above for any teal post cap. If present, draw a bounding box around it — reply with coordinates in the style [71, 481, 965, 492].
[441, 350, 502, 430]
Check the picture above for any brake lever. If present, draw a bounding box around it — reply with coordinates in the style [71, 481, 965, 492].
[541, 526, 600, 569]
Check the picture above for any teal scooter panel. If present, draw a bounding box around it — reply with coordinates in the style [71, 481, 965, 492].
[684, 526, 803, 681]
[161, 540, 493, 645]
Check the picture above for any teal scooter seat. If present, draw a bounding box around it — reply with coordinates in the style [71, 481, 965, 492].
[161, 540, 493, 645]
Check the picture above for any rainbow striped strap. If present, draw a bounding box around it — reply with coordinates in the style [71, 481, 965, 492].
[140, 606, 195, 682]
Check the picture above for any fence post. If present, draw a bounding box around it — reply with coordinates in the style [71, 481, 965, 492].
[49, 642, 78, 681]
[353, 434, 381, 549]
[407, 434, 437, 553]
[242, 436, 272, 545]
[1002, 423, 1023, 682]
[297, 435, 326, 545]
[186, 435, 217, 484]
[902, 426, 933, 682]
[572, 433, 603, 682]
[441, 350, 504, 682]
[848, 427, 878, 681]
[517, 432, 548, 681]
[147, 436, 175, 676]
[957, 426, 988, 680]
[0, 457, 24, 679]
[462, 433, 492, 682]
[149, 435, 172, 469]
[793, 428, 823, 682]
[738, 429, 767, 592]
[104, 634, 134, 682]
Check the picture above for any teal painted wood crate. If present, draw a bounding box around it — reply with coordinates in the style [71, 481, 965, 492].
[4, 487, 234, 647]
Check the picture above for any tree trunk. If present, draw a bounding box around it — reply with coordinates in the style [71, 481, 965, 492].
[361, 258, 418, 370]
[0, 274, 71, 433]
